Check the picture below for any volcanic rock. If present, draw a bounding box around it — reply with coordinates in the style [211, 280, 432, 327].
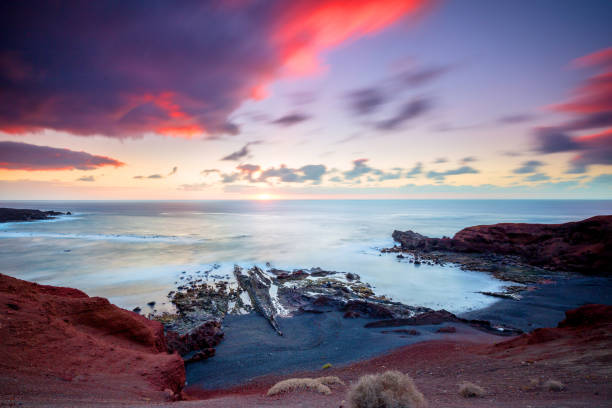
[0, 273, 185, 403]
[392, 215, 612, 274]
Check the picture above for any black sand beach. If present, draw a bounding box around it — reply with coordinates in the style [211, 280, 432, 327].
[186, 275, 612, 390]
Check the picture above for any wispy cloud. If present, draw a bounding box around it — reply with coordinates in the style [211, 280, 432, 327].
[0, 141, 124, 171]
[513, 160, 544, 174]
[221, 141, 262, 161]
[426, 166, 479, 181]
[270, 113, 310, 127]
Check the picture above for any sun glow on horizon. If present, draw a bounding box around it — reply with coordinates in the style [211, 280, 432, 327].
[254, 193, 276, 200]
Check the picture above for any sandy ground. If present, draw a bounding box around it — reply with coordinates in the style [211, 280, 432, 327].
[2, 276, 611, 407]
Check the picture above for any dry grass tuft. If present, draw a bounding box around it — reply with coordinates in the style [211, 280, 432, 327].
[458, 381, 486, 398]
[347, 370, 427, 408]
[317, 376, 345, 386]
[543, 379, 564, 392]
[267, 378, 331, 396]
[266, 376, 345, 397]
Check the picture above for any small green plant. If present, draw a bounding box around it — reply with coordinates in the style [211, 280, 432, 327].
[322, 362, 332, 369]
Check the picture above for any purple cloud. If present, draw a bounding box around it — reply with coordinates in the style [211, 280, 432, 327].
[0, 2, 426, 138]
[270, 113, 311, 127]
[376, 98, 432, 131]
[221, 141, 262, 161]
[0, 141, 124, 171]
[346, 88, 386, 115]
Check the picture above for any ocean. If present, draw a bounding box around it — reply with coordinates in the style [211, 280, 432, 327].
[1, 199, 610, 315]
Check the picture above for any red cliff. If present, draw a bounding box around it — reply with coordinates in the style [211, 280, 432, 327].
[393, 215, 612, 274]
[0, 273, 185, 404]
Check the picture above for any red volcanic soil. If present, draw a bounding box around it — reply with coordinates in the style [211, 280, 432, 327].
[182, 305, 612, 408]
[1, 272, 610, 408]
[0, 273, 185, 406]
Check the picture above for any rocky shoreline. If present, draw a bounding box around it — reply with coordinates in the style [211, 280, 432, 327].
[0, 207, 71, 223]
[386, 215, 612, 277]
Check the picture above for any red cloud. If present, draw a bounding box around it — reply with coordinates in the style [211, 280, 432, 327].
[0, 1, 427, 139]
[536, 47, 612, 172]
[0, 141, 124, 171]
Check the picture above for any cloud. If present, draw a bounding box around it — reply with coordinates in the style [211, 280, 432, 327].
[426, 166, 479, 181]
[397, 65, 450, 87]
[524, 173, 551, 182]
[345, 63, 448, 118]
[346, 88, 386, 115]
[513, 160, 544, 174]
[221, 141, 261, 161]
[134, 167, 176, 179]
[221, 173, 242, 184]
[460, 156, 477, 164]
[220, 162, 327, 184]
[201, 169, 220, 175]
[535, 127, 612, 173]
[341, 158, 408, 182]
[270, 113, 310, 127]
[405, 162, 423, 178]
[257, 164, 327, 184]
[498, 114, 536, 124]
[343, 158, 382, 180]
[0, 1, 426, 138]
[0, 141, 124, 171]
[534, 47, 612, 172]
[376, 98, 431, 131]
[432, 157, 448, 164]
[77, 176, 95, 182]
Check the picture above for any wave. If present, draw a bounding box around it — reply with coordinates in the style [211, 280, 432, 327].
[0, 231, 203, 243]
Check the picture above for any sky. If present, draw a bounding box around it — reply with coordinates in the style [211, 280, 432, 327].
[1, 0, 611, 200]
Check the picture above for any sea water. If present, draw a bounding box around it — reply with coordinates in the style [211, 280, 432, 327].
[1, 200, 610, 314]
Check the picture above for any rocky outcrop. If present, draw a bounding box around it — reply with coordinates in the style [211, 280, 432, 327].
[0, 207, 65, 222]
[364, 309, 523, 336]
[392, 215, 612, 274]
[166, 320, 224, 358]
[0, 273, 185, 403]
[234, 266, 283, 336]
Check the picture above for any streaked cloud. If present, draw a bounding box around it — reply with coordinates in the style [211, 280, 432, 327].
[0, 141, 124, 171]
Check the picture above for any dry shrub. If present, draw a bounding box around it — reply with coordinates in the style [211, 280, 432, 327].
[458, 381, 485, 398]
[543, 379, 564, 392]
[267, 378, 331, 396]
[347, 370, 427, 408]
[318, 376, 345, 387]
[266, 376, 344, 396]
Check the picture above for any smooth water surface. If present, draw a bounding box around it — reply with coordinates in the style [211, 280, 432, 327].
[1, 200, 610, 313]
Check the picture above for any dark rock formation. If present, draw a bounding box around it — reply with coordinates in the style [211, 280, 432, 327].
[365, 309, 522, 336]
[166, 320, 224, 356]
[0, 207, 65, 223]
[392, 215, 612, 274]
[0, 273, 185, 402]
[234, 266, 283, 336]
